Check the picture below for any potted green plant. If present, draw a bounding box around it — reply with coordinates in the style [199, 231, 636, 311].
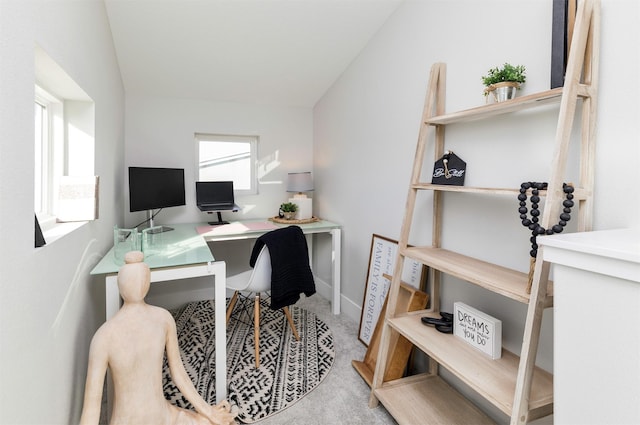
[481, 63, 526, 102]
[279, 202, 298, 220]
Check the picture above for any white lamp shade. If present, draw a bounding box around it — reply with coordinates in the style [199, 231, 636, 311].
[287, 172, 314, 193]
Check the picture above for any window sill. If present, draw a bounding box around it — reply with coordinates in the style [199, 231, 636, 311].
[41, 221, 88, 245]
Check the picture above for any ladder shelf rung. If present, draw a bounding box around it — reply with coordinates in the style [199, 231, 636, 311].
[402, 246, 553, 304]
[386, 312, 554, 419]
[413, 184, 520, 195]
[411, 183, 589, 200]
[374, 373, 495, 425]
[425, 87, 569, 125]
[424, 84, 591, 126]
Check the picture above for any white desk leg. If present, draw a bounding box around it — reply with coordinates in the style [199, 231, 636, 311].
[105, 275, 120, 319]
[210, 261, 227, 403]
[331, 228, 341, 315]
[305, 234, 313, 267]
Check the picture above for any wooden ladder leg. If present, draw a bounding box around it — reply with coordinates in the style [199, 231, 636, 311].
[512, 256, 552, 424]
[254, 294, 260, 368]
[369, 62, 446, 409]
[427, 269, 441, 377]
[226, 291, 239, 323]
[283, 306, 300, 341]
[514, 3, 598, 420]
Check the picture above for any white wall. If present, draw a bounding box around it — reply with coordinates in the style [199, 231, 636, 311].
[0, 1, 124, 423]
[314, 0, 639, 422]
[124, 95, 313, 227]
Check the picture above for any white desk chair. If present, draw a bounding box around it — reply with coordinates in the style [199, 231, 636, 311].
[225, 245, 300, 368]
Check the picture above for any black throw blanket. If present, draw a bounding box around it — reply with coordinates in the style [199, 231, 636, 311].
[249, 225, 316, 310]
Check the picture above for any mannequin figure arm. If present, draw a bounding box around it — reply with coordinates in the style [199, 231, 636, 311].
[164, 312, 237, 424]
[79, 333, 109, 425]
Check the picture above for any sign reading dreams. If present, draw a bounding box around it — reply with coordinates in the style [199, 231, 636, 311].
[453, 302, 502, 359]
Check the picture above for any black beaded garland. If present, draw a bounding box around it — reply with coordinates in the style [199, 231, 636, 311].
[518, 182, 574, 258]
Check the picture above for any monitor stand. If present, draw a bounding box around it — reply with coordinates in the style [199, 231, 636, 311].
[207, 211, 229, 226]
[146, 210, 174, 233]
[146, 225, 174, 234]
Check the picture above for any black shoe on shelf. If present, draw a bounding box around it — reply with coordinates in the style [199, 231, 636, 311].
[440, 311, 453, 322]
[420, 316, 451, 327]
[421, 312, 454, 333]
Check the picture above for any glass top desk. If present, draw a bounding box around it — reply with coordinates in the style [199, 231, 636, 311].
[91, 223, 228, 403]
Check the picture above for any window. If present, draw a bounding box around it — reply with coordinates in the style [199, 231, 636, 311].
[35, 46, 96, 233]
[196, 134, 257, 195]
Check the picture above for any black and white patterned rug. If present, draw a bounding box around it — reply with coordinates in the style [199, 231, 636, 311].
[162, 299, 335, 423]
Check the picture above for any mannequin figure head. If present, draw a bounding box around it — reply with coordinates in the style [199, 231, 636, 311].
[117, 251, 150, 303]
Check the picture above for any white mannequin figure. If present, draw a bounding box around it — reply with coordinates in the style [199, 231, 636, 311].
[80, 251, 237, 425]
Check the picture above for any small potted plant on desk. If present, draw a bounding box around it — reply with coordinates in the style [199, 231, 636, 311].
[279, 202, 298, 220]
[482, 63, 526, 102]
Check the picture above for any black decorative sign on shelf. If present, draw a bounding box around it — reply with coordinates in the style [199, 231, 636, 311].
[432, 151, 466, 186]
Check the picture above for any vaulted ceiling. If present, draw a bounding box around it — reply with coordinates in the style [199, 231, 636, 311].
[104, 0, 403, 107]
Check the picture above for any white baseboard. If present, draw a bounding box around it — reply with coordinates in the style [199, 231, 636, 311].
[312, 276, 361, 322]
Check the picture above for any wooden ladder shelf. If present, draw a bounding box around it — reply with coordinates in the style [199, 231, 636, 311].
[368, 1, 600, 424]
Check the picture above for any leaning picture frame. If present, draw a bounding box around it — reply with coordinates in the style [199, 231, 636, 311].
[357, 234, 427, 346]
[551, 0, 578, 88]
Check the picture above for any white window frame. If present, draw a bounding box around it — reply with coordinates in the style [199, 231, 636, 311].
[195, 133, 258, 195]
[34, 85, 63, 228]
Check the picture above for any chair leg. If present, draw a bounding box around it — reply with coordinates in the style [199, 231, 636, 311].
[283, 306, 300, 341]
[254, 294, 260, 368]
[226, 291, 239, 324]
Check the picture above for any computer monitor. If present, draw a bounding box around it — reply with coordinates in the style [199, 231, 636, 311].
[196, 181, 240, 225]
[128, 166, 186, 232]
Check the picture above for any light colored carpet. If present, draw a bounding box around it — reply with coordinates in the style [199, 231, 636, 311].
[254, 295, 395, 424]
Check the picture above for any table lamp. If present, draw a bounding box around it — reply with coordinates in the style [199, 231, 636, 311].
[287, 172, 314, 220]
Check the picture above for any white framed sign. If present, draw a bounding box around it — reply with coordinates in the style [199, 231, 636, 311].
[453, 302, 502, 359]
[358, 234, 427, 346]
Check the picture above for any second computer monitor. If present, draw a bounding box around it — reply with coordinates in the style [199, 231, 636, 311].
[196, 181, 240, 225]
